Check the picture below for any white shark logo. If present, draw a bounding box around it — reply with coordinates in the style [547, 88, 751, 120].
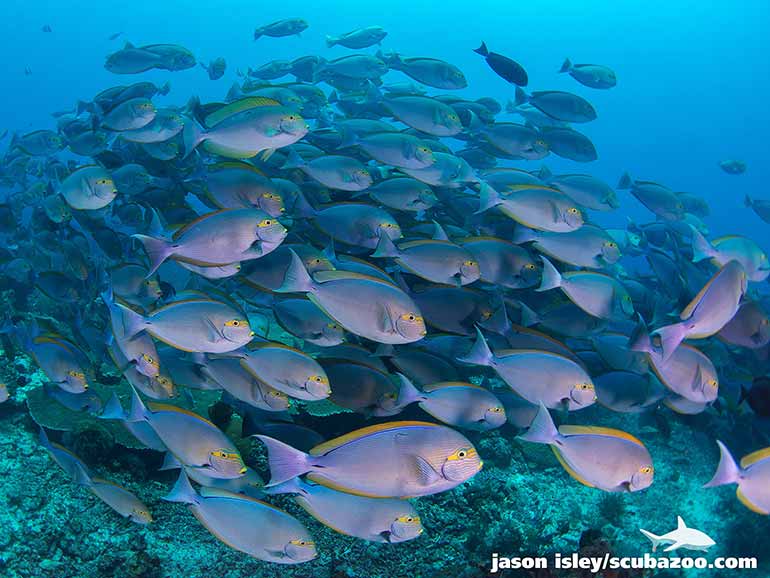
[640, 516, 715, 553]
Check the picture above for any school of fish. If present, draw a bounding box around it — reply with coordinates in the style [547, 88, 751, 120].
[1, 17, 769, 565]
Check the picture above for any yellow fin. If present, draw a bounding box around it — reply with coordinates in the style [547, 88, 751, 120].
[557, 425, 645, 448]
[209, 161, 265, 175]
[148, 402, 221, 429]
[422, 381, 487, 393]
[551, 446, 595, 488]
[740, 447, 770, 469]
[204, 97, 281, 127]
[309, 421, 438, 456]
[313, 269, 397, 287]
[737, 487, 769, 515]
[305, 473, 389, 498]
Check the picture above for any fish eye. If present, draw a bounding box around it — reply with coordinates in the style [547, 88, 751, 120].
[225, 319, 242, 327]
[257, 219, 274, 227]
[458, 450, 467, 458]
[490, 406, 503, 413]
[524, 263, 536, 270]
[708, 379, 718, 388]
[568, 207, 579, 215]
[270, 390, 285, 397]
[640, 466, 653, 474]
[401, 313, 418, 322]
[464, 260, 476, 267]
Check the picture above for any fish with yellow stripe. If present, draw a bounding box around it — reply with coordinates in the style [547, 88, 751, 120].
[164, 470, 316, 564]
[704, 441, 770, 515]
[257, 420, 482, 498]
[519, 403, 654, 492]
[183, 96, 309, 159]
[265, 477, 423, 543]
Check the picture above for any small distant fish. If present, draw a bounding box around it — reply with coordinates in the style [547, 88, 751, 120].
[719, 159, 746, 174]
[108, 31, 123, 40]
[0, 383, 9, 403]
[473, 42, 528, 86]
[326, 26, 387, 49]
[559, 58, 617, 89]
[41, 24, 52, 33]
[73, 463, 152, 524]
[515, 87, 597, 123]
[200, 57, 226, 80]
[253, 18, 308, 41]
[745, 194, 770, 224]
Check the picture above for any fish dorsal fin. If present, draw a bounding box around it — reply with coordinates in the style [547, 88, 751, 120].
[204, 97, 281, 127]
[506, 184, 560, 194]
[677, 516, 687, 530]
[171, 210, 233, 241]
[313, 269, 397, 288]
[34, 335, 75, 355]
[148, 402, 220, 428]
[397, 239, 454, 250]
[422, 381, 486, 393]
[557, 425, 645, 447]
[551, 446, 595, 488]
[681, 265, 725, 320]
[309, 421, 437, 456]
[740, 447, 770, 469]
[150, 298, 219, 315]
[209, 161, 266, 175]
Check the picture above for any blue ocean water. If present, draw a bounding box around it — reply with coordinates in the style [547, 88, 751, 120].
[1, 1, 769, 577]
[2, 0, 769, 241]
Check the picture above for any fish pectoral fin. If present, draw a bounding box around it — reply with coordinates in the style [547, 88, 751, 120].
[690, 364, 703, 391]
[379, 303, 395, 334]
[260, 148, 276, 162]
[204, 317, 224, 343]
[411, 454, 440, 486]
[549, 200, 561, 222]
[380, 530, 393, 543]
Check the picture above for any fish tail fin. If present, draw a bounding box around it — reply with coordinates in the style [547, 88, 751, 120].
[372, 343, 395, 357]
[182, 117, 206, 158]
[518, 403, 559, 444]
[537, 164, 553, 182]
[653, 322, 686, 361]
[457, 326, 494, 367]
[72, 462, 94, 488]
[99, 392, 126, 420]
[281, 148, 306, 171]
[255, 435, 312, 486]
[163, 469, 200, 505]
[112, 300, 149, 340]
[395, 373, 425, 407]
[132, 234, 174, 276]
[159, 452, 182, 471]
[473, 41, 489, 57]
[38, 428, 53, 450]
[639, 528, 663, 553]
[519, 301, 540, 327]
[629, 316, 652, 353]
[337, 128, 359, 149]
[371, 231, 400, 258]
[275, 249, 315, 293]
[691, 228, 714, 263]
[325, 35, 337, 48]
[514, 86, 528, 107]
[126, 386, 149, 423]
[704, 440, 741, 488]
[475, 182, 503, 214]
[617, 171, 633, 189]
[536, 256, 562, 292]
[252, 28, 262, 41]
[480, 299, 511, 336]
[744, 194, 753, 208]
[261, 476, 305, 496]
[511, 225, 538, 244]
[559, 58, 572, 73]
[159, 81, 171, 96]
